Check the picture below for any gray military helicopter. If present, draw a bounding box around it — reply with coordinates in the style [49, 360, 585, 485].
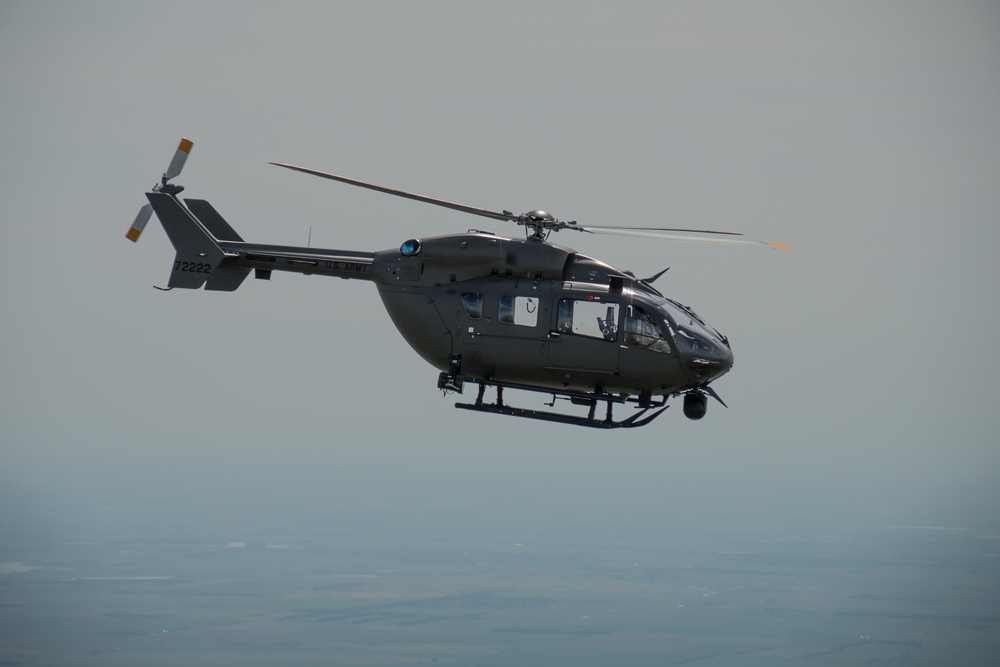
[128, 139, 793, 428]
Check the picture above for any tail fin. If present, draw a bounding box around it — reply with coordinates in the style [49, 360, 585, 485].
[184, 199, 244, 242]
[146, 193, 249, 290]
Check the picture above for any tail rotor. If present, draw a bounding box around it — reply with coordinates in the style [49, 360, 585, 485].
[126, 138, 193, 242]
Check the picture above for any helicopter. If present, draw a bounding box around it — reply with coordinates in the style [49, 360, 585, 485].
[127, 139, 793, 429]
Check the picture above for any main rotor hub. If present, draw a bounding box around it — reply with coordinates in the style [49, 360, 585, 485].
[525, 210, 553, 222]
[520, 209, 563, 240]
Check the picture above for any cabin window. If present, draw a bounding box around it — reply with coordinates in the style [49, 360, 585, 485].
[460, 292, 484, 319]
[623, 304, 672, 354]
[498, 295, 539, 327]
[556, 298, 619, 341]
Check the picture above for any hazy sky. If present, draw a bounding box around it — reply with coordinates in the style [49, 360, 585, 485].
[1, 2, 998, 518]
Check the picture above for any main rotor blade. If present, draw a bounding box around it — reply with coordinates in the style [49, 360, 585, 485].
[270, 162, 515, 223]
[585, 227, 795, 249]
[584, 224, 743, 236]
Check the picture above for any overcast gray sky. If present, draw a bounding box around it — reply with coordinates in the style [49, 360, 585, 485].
[2, 1, 998, 517]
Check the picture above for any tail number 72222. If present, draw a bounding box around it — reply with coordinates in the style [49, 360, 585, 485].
[174, 261, 212, 274]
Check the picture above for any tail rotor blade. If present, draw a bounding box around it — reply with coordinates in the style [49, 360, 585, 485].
[164, 138, 194, 180]
[126, 203, 153, 242]
[128, 138, 193, 243]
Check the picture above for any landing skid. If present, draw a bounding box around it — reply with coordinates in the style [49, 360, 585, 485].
[454, 380, 669, 429]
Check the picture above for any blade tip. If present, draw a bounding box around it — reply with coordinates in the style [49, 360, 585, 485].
[126, 228, 141, 242]
[767, 242, 796, 250]
[178, 138, 193, 153]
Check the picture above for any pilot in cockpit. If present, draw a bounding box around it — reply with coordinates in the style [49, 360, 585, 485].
[625, 305, 672, 353]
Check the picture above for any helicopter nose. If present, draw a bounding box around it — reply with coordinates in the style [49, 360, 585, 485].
[682, 340, 734, 385]
[722, 345, 734, 374]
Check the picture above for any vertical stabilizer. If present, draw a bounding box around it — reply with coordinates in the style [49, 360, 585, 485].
[147, 193, 225, 289]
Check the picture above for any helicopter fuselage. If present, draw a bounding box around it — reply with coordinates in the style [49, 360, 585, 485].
[370, 231, 734, 398]
[141, 183, 740, 428]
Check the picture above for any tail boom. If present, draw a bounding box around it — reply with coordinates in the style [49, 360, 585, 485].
[233, 244, 375, 281]
[145, 192, 374, 290]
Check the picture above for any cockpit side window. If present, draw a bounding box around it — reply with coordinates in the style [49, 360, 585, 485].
[461, 292, 483, 319]
[556, 298, 619, 341]
[499, 295, 539, 327]
[624, 304, 672, 354]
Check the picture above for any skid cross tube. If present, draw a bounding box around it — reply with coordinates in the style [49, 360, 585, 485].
[454, 379, 669, 429]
